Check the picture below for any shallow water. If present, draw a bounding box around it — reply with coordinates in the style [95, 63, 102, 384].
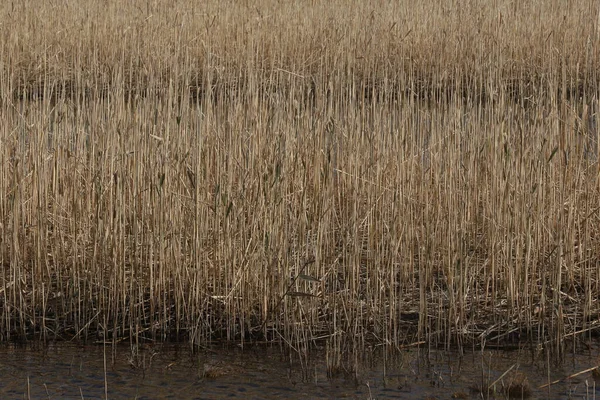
[0, 341, 598, 399]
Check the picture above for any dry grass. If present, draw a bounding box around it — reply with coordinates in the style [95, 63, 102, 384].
[1, 0, 599, 357]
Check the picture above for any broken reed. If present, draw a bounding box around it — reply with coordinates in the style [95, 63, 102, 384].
[0, 0, 599, 354]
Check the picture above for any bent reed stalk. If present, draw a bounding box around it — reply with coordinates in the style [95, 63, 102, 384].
[0, 0, 599, 355]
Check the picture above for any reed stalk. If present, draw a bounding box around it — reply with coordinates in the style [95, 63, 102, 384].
[0, 0, 598, 357]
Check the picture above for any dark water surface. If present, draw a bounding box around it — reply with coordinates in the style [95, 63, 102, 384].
[0, 341, 598, 399]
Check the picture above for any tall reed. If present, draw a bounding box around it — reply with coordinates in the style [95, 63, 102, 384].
[0, 0, 598, 358]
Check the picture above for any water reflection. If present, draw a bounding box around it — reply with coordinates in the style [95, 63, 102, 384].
[0, 341, 598, 399]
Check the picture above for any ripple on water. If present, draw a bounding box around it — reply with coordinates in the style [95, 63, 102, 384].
[0, 342, 599, 399]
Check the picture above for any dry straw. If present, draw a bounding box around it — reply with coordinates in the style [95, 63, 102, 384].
[0, 0, 599, 360]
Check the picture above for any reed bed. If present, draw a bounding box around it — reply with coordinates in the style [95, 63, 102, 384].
[1, 0, 599, 357]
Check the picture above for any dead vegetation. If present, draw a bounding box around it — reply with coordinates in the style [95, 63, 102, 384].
[0, 0, 599, 357]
